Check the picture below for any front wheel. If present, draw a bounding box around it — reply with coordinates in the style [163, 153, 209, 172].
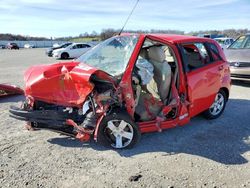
[203, 90, 227, 119]
[97, 111, 141, 149]
[61, 52, 69, 59]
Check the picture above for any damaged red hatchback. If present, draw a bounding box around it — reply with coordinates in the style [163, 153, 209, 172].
[10, 34, 231, 149]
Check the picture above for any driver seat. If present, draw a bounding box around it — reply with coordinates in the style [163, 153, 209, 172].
[146, 46, 172, 103]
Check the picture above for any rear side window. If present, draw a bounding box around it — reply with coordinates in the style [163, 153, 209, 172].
[76, 44, 90, 48]
[83, 44, 91, 48]
[76, 44, 82, 48]
[206, 43, 222, 62]
[180, 43, 211, 71]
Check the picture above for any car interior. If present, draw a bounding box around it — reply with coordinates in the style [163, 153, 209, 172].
[132, 39, 179, 121]
[181, 43, 210, 70]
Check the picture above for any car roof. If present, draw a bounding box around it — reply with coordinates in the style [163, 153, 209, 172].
[73, 42, 89, 45]
[126, 33, 216, 44]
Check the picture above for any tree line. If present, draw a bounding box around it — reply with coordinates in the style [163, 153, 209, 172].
[98, 28, 250, 40]
[1, 28, 249, 41]
[0, 33, 49, 41]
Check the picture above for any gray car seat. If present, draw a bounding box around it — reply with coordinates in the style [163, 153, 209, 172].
[146, 46, 172, 103]
[184, 47, 203, 69]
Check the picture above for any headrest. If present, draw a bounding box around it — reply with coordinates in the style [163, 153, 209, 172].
[148, 46, 166, 62]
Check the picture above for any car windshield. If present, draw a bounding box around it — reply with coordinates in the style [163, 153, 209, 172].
[60, 43, 71, 48]
[77, 35, 139, 76]
[229, 35, 250, 49]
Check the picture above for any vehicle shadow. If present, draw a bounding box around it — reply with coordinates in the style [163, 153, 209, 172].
[58, 58, 75, 60]
[0, 95, 24, 103]
[232, 80, 250, 87]
[48, 136, 92, 148]
[48, 98, 250, 165]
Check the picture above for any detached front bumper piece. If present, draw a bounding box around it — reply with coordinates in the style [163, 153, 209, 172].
[0, 84, 24, 98]
[9, 105, 75, 135]
[9, 106, 68, 124]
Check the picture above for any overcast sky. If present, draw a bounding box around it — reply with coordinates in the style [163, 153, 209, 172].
[0, 0, 249, 37]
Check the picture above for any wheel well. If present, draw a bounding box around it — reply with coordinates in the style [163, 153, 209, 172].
[61, 52, 69, 57]
[220, 87, 229, 101]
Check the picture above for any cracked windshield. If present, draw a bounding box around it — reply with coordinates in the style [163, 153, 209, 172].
[78, 35, 139, 76]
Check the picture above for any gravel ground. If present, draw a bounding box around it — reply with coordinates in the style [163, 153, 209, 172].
[0, 49, 250, 188]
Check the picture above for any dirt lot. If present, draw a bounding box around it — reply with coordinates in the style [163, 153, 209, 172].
[0, 49, 250, 188]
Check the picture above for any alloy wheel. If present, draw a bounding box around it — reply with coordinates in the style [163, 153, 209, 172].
[105, 120, 134, 149]
[209, 93, 225, 116]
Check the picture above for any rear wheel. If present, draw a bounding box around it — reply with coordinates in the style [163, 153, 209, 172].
[97, 111, 141, 149]
[203, 90, 227, 119]
[61, 52, 69, 59]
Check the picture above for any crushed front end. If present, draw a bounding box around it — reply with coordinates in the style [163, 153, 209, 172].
[9, 62, 121, 142]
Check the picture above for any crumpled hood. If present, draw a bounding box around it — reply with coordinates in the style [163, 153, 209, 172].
[24, 61, 110, 107]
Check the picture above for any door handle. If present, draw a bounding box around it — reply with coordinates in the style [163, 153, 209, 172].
[218, 65, 224, 71]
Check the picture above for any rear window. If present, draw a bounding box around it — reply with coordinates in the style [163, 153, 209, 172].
[180, 42, 222, 72]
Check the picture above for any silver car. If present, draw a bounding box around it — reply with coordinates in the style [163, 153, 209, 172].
[214, 37, 234, 49]
[224, 34, 250, 81]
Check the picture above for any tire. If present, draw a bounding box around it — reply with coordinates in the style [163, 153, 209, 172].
[203, 89, 227, 119]
[97, 111, 141, 149]
[61, 52, 69, 59]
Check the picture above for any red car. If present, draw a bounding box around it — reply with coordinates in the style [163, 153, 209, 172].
[7, 42, 19, 50]
[10, 34, 231, 149]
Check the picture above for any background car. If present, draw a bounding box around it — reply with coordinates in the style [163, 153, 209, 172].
[52, 43, 92, 59]
[24, 44, 35, 48]
[45, 42, 72, 57]
[52, 43, 60, 47]
[224, 34, 250, 81]
[7, 43, 19, 50]
[214, 37, 234, 49]
[0, 44, 6, 49]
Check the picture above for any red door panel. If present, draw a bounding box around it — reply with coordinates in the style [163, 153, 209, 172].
[187, 61, 224, 117]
